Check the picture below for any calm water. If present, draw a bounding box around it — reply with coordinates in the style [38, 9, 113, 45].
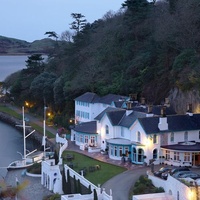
[0, 55, 28, 82]
[0, 121, 23, 177]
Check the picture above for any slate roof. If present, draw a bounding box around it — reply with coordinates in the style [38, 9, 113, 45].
[133, 105, 176, 116]
[119, 111, 146, 128]
[138, 114, 200, 135]
[161, 142, 200, 151]
[72, 121, 97, 134]
[94, 107, 123, 121]
[99, 94, 128, 105]
[74, 92, 100, 103]
[106, 110, 126, 125]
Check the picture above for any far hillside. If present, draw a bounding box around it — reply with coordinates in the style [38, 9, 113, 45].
[0, 35, 56, 54]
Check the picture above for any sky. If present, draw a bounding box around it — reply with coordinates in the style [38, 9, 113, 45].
[0, 0, 124, 42]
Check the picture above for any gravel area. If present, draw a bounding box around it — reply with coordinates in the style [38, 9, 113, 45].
[4, 169, 53, 200]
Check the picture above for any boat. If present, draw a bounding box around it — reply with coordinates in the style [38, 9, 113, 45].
[7, 106, 52, 170]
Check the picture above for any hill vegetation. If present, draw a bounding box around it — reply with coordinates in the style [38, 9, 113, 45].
[2, 0, 200, 128]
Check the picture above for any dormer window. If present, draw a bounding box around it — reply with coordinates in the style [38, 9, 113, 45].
[106, 125, 109, 134]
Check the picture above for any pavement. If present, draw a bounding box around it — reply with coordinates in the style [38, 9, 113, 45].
[2, 104, 152, 200]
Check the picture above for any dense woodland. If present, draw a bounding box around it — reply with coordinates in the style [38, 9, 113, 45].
[3, 0, 200, 127]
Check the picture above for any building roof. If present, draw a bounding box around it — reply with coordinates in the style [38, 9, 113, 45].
[99, 94, 128, 105]
[161, 141, 200, 151]
[95, 107, 124, 121]
[74, 92, 100, 103]
[72, 121, 97, 134]
[133, 105, 176, 116]
[119, 111, 146, 128]
[138, 114, 200, 135]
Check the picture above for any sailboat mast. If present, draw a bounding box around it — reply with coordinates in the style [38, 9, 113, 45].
[22, 106, 26, 162]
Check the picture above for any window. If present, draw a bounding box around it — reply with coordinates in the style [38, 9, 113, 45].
[125, 147, 129, 156]
[80, 134, 83, 143]
[138, 148, 144, 162]
[153, 149, 158, 159]
[121, 127, 124, 137]
[114, 146, 117, 156]
[106, 125, 109, 134]
[84, 135, 88, 144]
[170, 132, 174, 142]
[90, 136, 95, 144]
[110, 146, 113, 156]
[132, 148, 136, 162]
[199, 131, 200, 139]
[119, 147, 123, 157]
[153, 134, 157, 144]
[137, 131, 141, 142]
[166, 150, 170, 160]
[184, 131, 188, 142]
[184, 152, 190, 162]
[174, 152, 180, 161]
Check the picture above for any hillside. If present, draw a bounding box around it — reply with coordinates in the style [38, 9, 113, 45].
[0, 35, 56, 54]
[3, 0, 200, 127]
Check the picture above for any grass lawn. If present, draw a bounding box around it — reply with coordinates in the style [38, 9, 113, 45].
[0, 104, 22, 119]
[62, 150, 126, 186]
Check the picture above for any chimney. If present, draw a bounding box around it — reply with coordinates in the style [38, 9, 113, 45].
[146, 105, 153, 117]
[186, 103, 193, 116]
[158, 106, 168, 131]
[129, 93, 137, 101]
[126, 101, 133, 116]
[141, 97, 145, 105]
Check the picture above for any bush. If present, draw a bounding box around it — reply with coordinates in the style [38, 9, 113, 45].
[27, 163, 41, 174]
[133, 175, 164, 195]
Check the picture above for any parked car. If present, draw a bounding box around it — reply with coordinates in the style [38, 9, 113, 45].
[172, 171, 193, 179]
[179, 172, 200, 180]
[154, 167, 172, 178]
[170, 167, 190, 176]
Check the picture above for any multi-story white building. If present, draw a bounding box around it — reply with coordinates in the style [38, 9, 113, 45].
[71, 92, 200, 167]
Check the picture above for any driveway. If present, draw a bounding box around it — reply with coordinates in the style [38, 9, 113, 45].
[102, 166, 149, 200]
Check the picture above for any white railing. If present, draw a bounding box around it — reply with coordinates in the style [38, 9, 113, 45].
[62, 165, 113, 200]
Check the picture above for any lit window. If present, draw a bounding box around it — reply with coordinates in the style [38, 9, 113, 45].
[166, 150, 170, 160]
[184, 152, 190, 162]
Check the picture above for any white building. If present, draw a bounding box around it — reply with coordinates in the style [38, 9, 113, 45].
[72, 92, 200, 167]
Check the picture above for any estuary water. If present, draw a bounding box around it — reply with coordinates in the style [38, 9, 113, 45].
[0, 121, 23, 178]
[0, 55, 28, 82]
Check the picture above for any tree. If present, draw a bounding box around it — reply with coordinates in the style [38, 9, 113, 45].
[60, 30, 73, 42]
[30, 72, 57, 105]
[70, 13, 87, 34]
[45, 31, 58, 41]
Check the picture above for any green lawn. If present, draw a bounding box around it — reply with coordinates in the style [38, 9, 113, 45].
[0, 104, 22, 119]
[62, 151, 126, 186]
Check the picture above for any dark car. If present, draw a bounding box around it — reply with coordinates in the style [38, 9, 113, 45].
[178, 172, 200, 180]
[154, 167, 172, 178]
[170, 167, 190, 176]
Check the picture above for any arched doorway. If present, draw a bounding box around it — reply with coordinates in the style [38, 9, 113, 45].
[138, 148, 144, 162]
[132, 148, 136, 163]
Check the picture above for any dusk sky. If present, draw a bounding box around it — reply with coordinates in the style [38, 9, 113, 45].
[0, 0, 124, 42]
